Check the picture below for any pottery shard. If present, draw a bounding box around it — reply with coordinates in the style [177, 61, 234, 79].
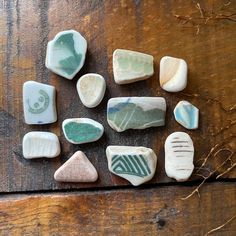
[107, 97, 166, 132]
[77, 73, 106, 108]
[165, 132, 194, 182]
[23, 132, 60, 159]
[62, 118, 104, 144]
[160, 56, 187, 92]
[54, 151, 98, 182]
[174, 100, 199, 129]
[46, 30, 87, 80]
[106, 146, 157, 186]
[23, 81, 57, 125]
[113, 49, 154, 84]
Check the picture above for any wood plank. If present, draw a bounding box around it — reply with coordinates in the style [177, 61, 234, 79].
[0, 0, 235, 192]
[0, 182, 235, 235]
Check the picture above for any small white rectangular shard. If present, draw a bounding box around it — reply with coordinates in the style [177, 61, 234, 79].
[23, 132, 60, 159]
[23, 81, 57, 124]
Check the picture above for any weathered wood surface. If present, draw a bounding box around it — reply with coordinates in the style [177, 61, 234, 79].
[0, 182, 235, 235]
[0, 0, 235, 192]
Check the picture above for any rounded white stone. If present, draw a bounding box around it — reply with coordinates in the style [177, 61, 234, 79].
[23, 131, 60, 159]
[160, 56, 187, 92]
[165, 132, 194, 182]
[76, 73, 106, 108]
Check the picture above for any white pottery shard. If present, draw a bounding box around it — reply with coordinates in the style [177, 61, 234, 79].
[160, 56, 187, 92]
[23, 81, 57, 125]
[107, 97, 166, 132]
[76, 73, 106, 108]
[113, 49, 154, 84]
[165, 132, 194, 182]
[106, 146, 157, 186]
[46, 30, 87, 80]
[23, 132, 60, 159]
[54, 151, 98, 182]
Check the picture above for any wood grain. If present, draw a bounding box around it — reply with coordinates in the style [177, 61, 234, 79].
[0, 182, 235, 235]
[0, 0, 235, 192]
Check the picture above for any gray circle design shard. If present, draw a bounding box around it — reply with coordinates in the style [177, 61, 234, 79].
[27, 89, 50, 114]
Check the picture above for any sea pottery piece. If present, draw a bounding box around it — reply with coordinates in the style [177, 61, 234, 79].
[54, 151, 98, 182]
[23, 81, 57, 124]
[77, 73, 106, 108]
[174, 101, 199, 129]
[46, 30, 87, 80]
[107, 97, 166, 132]
[113, 49, 154, 84]
[160, 56, 187, 92]
[62, 118, 104, 144]
[23, 132, 60, 159]
[165, 132, 194, 182]
[106, 146, 157, 186]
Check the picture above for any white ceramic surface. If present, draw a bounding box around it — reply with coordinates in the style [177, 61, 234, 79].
[23, 131, 60, 159]
[165, 132, 194, 182]
[23, 81, 57, 125]
[160, 56, 187, 92]
[77, 73, 106, 108]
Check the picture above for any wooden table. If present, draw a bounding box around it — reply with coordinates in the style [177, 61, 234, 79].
[0, 0, 235, 235]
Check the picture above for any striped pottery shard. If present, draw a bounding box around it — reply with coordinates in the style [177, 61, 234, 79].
[106, 146, 157, 186]
[165, 132, 194, 182]
[107, 97, 166, 132]
[174, 101, 199, 129]
[23, 132, 60, 159]
[160, 56, 187, 92]
[113, 49, 154, 84]
[46, 30, 87, 80]
[62, 118, 104, 144]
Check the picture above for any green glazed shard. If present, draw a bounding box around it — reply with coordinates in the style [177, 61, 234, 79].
[113, 49, 154, 84]
[46, 30, 87, 80]
[62, 118, 104, 144]
[54, 33, 82, 76]
[106, 146, 158, 186]
[107, 97, 166, 132]
[111, 154, 151, 177]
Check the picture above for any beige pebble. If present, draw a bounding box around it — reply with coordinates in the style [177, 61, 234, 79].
[54, 151, 98, 182]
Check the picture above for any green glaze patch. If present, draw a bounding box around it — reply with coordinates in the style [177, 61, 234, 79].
[117, 57, 129, 70]
[27, 89, 50, 114]
[108, 102, 165, 131]
[111, 154, 151, 177]
[64, 122, 102, 143]
[117, 54, 152, 73]
[54, 33, 82, 76]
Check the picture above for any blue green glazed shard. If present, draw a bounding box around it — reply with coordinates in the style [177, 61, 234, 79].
[107, 100, 166, 132]
[111, 154, 151, 177]
[64, 122, 103, 144]
[174, 101, 199, 129]
[46, 30, 87, 80]
[54, 33, 82, 76]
